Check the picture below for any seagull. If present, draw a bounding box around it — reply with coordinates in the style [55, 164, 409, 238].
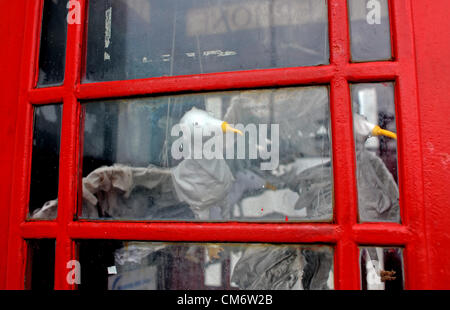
[171, 107, 244, 219]
[353, 113, 397, 140]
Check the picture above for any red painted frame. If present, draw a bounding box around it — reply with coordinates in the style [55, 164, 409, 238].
[4, 0, 429, 290]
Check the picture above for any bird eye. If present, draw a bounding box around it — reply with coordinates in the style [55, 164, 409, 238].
[194, 121, 199, 126]
[179, 144, 183, 152]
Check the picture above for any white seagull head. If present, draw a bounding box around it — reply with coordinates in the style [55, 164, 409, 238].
[179, 107, 243, 136]
[353, 113, 397, 140]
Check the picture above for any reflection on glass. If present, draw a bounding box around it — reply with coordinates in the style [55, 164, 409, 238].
[29, 105, 62, 219]
[360, 247, 404, 290]
[38, 0, 67, 87]
[25, 239, 55, 290]
[348, 0, 392, 62]
[351, 83, 399, 223]
[78, 241, 333, 290]
[84, 0, 329, 82]
[57, 86, 331, 221]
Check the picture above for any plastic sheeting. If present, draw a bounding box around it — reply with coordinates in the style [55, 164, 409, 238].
[229, 245, 333, 290]
[356, 150, 400, 222]
[106, 242, 333, 290]
[288, 148, 399, 222]
[32, 164, 192, 220]
[230, 246, 303, 289]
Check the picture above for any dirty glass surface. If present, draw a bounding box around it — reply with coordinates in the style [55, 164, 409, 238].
[351, 83, 399, 222]
[360, 247, 404, 290]
[37, 0, 67, 87]
[26, 239, 55, 290]
[78, 241, 334, 290]
[29, 104, 62, 219]
[84, 0, 329, 82]
[348, 0, 392, 62]
[59, 86, 333, 221]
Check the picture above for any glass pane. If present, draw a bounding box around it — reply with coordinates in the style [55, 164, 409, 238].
[360, 247, 404, 290]
[25, 239, 55, 290]
[84, 0, 329, 82]
[75, 86, 332, 221]
[348, 0, 392, 62]
[29, 104, 62, 219]
[37, 0, 67, 87]
[78, 241, 334, 290]
[351, 83, 399, 222]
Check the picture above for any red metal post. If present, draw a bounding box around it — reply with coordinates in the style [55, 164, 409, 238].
[0, 0, 28, 289]
[5, 0, 42, 289]
[410, 0, 450, 289]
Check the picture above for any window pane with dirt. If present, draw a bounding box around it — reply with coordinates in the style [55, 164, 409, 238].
[29, 104, 62, 219]
[37, 0, 67, 87]
[32, 87, 334, 222]
[351, 83, 399, 222]
[84, 0, 329, 82]
[78, 241, 334, 290]
[25, 239, 56, 290]
[360, 247, 404, 290]
[348, 0, 392, 62]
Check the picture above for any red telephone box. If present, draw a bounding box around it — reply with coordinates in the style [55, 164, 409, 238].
[0, 0, 449, 290]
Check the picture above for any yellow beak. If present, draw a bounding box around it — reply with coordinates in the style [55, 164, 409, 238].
[264, 182, 277, 191]
[222, 121, 243, 135]
[372, 125, 397, 139]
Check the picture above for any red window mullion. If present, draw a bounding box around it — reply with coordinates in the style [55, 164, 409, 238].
[76, 65, 335, 101]
[346, 61, 398, 82]
[52, 0, 86, 290]
[75, 62, 401, 102]
[353, 223, 412, 245]
[21, 221, 58, 239]
[27, 86, 65, 105]
[64, 0, 85, 89]
[328, 0, 360, 290]
[25, 60, 400, 104]
[18, 221, 413, 247]
[328, 0, 350, 66]
[53, 94, 79, 290]
[66, 222, 341, 243]
[330, 77, 360, 290]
